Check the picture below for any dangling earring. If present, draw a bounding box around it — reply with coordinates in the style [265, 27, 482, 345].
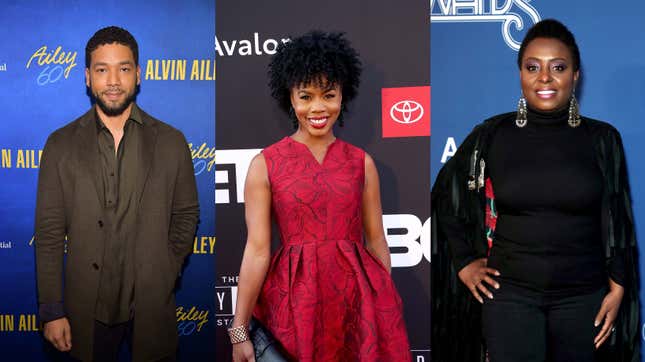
[289, 108, 298, 129]
[515, 96, 527, 128]
[568, 94, 581, 128]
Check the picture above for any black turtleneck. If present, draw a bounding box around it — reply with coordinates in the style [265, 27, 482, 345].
[487, 107, 606, 295]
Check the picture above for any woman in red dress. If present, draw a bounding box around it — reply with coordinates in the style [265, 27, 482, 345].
[229, 31, 410, 361]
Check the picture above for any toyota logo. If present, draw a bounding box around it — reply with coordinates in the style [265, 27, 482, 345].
[390, 100, 424, 124]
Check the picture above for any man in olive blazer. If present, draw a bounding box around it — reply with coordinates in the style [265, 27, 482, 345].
[35, 27, 199, 361]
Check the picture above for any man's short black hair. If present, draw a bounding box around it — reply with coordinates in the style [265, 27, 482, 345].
[518, 19, 580, 71]
[85, 26, 139, 68]
[268, 31, 362, 121]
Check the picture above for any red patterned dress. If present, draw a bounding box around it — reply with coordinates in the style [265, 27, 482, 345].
[253, 137, 410, 361]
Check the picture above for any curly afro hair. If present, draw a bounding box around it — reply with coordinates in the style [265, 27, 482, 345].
[86, 26, 139, 68]
[268, 31, 362, 127]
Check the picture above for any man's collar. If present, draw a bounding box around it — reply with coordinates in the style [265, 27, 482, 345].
[94, 102, 143, 131]
[128, 103, 143, 125]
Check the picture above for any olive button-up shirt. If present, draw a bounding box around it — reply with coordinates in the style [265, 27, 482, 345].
[94, 105, 142, 325]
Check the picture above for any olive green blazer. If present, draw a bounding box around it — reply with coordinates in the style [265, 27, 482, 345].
[35, 105, 199, 361]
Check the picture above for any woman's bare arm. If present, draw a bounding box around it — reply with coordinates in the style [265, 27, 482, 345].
[361, 153, 391, 273]
[231, 153, 272, 327]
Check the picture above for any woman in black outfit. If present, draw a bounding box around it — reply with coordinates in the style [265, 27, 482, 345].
[431, 19, 639, 362]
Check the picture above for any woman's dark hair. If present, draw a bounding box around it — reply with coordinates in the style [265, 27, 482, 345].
[86, 26, 139, 68]
[517, 19, 580, 71]
[268, 31, 362, 127]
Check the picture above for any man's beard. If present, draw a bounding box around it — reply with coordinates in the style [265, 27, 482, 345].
[94, 89, 136, 117]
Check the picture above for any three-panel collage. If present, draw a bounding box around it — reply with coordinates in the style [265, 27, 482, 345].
[1, 1, 644, 361]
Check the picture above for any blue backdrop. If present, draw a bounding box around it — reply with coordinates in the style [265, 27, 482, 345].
[0, 1, 215, 360]
[431, 0, 645, 357]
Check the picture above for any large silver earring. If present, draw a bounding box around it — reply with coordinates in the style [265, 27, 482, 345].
[515, 97, 527, 128]
[568, 95, 581, 128]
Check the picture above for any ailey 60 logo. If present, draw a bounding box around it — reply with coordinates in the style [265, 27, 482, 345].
[26, 45, 78, 86]
[176, 305, 210, 336]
